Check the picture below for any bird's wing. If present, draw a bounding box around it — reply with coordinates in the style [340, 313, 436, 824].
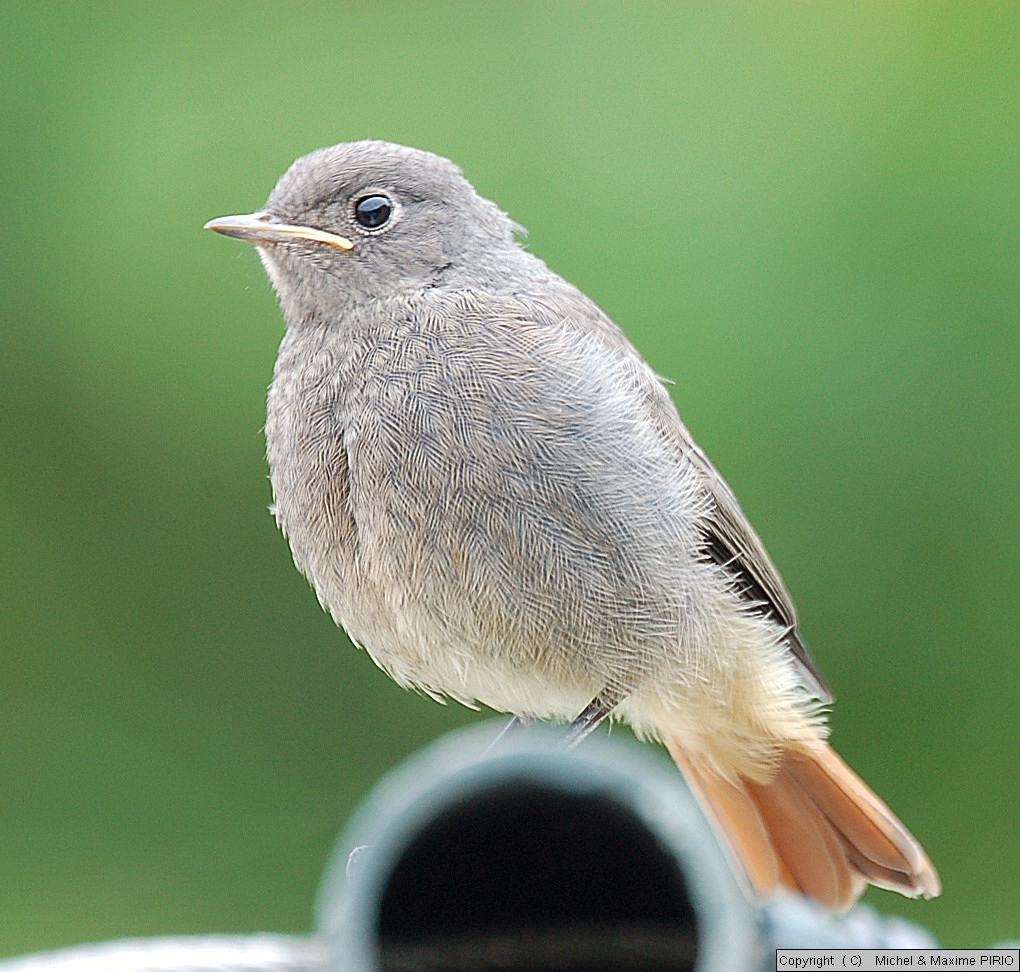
[545, 282, 832, 701]
[678, 424, 831, 702]
[475, 282, 832, 702]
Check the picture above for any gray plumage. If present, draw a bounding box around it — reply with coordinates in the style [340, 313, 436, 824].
[206, 141, 939, 911]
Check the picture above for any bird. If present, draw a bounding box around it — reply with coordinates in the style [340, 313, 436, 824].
[205, 140, 940, 912]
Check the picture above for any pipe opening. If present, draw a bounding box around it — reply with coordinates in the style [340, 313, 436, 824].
[376, 780, 699, 972]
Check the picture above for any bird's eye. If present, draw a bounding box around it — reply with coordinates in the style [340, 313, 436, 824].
[354, 195, 393, 228]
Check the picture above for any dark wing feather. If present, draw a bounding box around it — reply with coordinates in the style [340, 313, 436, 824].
[684, 434, 831, 702]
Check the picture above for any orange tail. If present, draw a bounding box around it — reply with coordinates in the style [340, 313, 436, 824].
[665, 736, 941, 912]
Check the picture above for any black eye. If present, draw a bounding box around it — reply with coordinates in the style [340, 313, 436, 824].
[354, 195, 392, 228]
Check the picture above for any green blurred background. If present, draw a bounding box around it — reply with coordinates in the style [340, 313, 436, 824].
[1, 1, 1017, 954]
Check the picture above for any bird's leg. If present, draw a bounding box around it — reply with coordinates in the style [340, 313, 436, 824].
[484, 714, 532, 754]
[484, 691, 621, 755]
[563, 690, 621, 749]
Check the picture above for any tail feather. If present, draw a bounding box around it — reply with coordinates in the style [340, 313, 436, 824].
[665, 735, 940, 912]
[666, 741, 782, 896]
[745, 769, 864, 909]
[841, 842, 930, 898]
[785, 747, 941, 899]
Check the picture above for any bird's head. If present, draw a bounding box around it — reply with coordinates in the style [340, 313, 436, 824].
[206, 140, 524, 325]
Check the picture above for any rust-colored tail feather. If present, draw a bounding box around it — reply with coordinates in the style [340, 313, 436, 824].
[664, 736, 940, 912]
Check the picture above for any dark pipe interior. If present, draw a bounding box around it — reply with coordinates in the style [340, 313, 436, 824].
[377, 780, 699, 972]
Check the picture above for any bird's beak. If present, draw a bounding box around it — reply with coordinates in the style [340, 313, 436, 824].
[203, 212, 354, 251]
